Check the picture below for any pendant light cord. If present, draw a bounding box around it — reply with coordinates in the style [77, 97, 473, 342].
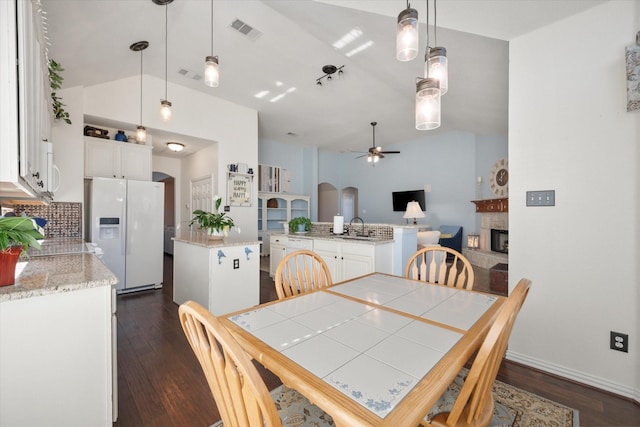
[210, 0, 213, 55]
[433, 0, 437, 46]
[164, 3, 168, 100]
[139, 50, 143, 124]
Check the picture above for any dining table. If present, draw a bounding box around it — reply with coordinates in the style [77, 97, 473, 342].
[221, 272, 505, 426]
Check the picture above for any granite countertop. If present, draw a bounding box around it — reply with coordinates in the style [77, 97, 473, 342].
[173, 230, 261, 249]
[272, 232, 394, 245]
[0, 253, 117, 302]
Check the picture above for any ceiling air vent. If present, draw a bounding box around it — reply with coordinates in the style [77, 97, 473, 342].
[230, 18, 262, 41]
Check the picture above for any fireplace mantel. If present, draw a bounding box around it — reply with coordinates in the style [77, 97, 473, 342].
[471, 198, 508, 213]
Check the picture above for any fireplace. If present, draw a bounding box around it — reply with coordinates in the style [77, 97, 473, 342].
[491, 229, 508, 254]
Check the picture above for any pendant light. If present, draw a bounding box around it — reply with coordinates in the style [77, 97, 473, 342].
[415, 77, 440, 130]
[130, 41, 149, 143]
[424, 0, 448, 94]
[204, 0, 219, 87]
[159, 0, 172, 121]
[416, 0, 441, 130]
[396, 0, 418, 62]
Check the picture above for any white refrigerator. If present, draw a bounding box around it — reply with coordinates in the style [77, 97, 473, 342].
[89, 177, 164, 293]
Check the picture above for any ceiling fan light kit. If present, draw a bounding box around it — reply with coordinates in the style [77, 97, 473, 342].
[358, 122, 401, 165]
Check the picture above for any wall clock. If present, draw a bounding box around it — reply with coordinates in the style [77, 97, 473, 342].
[489, 158, 509, 197]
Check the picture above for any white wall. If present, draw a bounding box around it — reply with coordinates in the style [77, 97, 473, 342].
[83, 75, 259, 238]
[316, 131, 505, 240]
[508, 1, 639, 400]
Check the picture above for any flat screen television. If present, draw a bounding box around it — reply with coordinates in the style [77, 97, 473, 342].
[392, 189, 425, 212]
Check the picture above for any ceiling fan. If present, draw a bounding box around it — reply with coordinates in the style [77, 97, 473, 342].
[355, 122, 400, 164]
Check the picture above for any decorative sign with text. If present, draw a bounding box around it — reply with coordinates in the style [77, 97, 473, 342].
[227, 173, 252, 206]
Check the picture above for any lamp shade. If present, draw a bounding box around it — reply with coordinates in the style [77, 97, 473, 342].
[403, 201, 425, 224]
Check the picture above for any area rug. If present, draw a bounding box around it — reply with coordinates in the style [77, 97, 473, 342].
[425, 368, 579, 427]
[210, 373, 578, 427]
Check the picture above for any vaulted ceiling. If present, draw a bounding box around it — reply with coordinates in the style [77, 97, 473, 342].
[43, 0, 605, 155]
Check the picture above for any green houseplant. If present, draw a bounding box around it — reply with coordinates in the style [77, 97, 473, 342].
[0, 216, 45, 286]
[189, 196, 234, 239]
[49, 59, 71, 124]
[289, 216, 311, 233]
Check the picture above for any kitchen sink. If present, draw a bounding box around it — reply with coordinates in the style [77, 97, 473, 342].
[335, 235, 382, 242]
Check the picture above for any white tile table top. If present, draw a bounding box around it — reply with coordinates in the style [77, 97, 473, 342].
[228, 273, 498, 420]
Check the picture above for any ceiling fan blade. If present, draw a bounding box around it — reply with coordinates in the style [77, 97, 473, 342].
[355, 154, 367, 159]
[380, 150, 400, 154]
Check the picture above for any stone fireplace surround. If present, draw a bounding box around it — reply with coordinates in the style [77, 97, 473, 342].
[463, 211, 508, 269]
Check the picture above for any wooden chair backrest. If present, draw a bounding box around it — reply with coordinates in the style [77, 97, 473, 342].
[274, 249, 333, 300]
[440, 279, 532, 427]
[178, 301, 282, 427]
[405, 247, 475, 290]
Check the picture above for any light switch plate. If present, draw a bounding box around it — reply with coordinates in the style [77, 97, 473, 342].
[526, 190, 555, 206]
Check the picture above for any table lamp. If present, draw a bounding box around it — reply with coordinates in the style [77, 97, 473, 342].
[403, 201, 425, 225]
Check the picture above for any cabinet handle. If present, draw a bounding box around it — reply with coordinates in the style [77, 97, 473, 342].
[32, 172, 40, 179]
[37, 180, 44, 188]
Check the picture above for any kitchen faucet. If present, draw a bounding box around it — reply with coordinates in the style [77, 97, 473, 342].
[350, 217, 365, 237]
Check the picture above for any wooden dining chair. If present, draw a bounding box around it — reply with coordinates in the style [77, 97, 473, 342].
[405, 247, 475, 290]
[178, 301, 334, 427]
[274, 249, 332, 300]
[423, 278, 532, 427]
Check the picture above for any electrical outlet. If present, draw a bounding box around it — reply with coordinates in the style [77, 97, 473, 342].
[610, 331, 628, 353]
[233, 258, 239, 269]
[526, 190, 555, 206]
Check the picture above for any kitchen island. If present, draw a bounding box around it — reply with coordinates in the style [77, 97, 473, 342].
[0, 251, 118, 426]
[173, 232, 261, 315]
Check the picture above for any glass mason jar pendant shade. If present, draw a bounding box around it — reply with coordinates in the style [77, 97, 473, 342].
[425, 47, 448, 95]
[415, 77, 441, 130]
[396, 7, 418, 61]
[160, 99, 172, 122]
[204, 56, 219, 87]
[136, 125, 147, 143]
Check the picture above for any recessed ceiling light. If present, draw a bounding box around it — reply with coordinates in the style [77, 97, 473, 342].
[255, 90, 270, 98]
[275, 81, 284, 87]
[286, 87, 296, 93]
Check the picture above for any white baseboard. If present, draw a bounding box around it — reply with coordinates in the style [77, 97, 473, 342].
[506, 350, 639, 403]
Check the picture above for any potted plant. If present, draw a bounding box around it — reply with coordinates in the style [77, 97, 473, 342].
[289, 216, 311, 233]
[0, 216, 45, 286]
[189, 196, 234, 240]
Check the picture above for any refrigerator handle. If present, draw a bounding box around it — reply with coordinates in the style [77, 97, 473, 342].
[121, 198, 127, 256]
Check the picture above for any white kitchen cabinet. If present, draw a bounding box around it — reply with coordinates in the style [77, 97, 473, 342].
[173, 239, 260, 315]
[268, 235, 315, 277]
[258, 192, 309, 255]
[0, 286, 114, 426]
[314, 239, 393, 282]
[270, 234, 288, 276]
[85, 137, 152, 180]
[0, 0, 53, 201]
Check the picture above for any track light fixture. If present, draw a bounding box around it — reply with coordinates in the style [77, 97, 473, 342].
[316, 65, 344, 86]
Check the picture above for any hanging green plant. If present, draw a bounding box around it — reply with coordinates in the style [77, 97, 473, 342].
[48, 59, 71, 124]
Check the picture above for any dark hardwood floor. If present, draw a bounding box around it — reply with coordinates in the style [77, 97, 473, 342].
[113, 254, 639, 427]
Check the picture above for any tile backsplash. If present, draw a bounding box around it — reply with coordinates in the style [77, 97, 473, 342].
[6, 202, 82, 239]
